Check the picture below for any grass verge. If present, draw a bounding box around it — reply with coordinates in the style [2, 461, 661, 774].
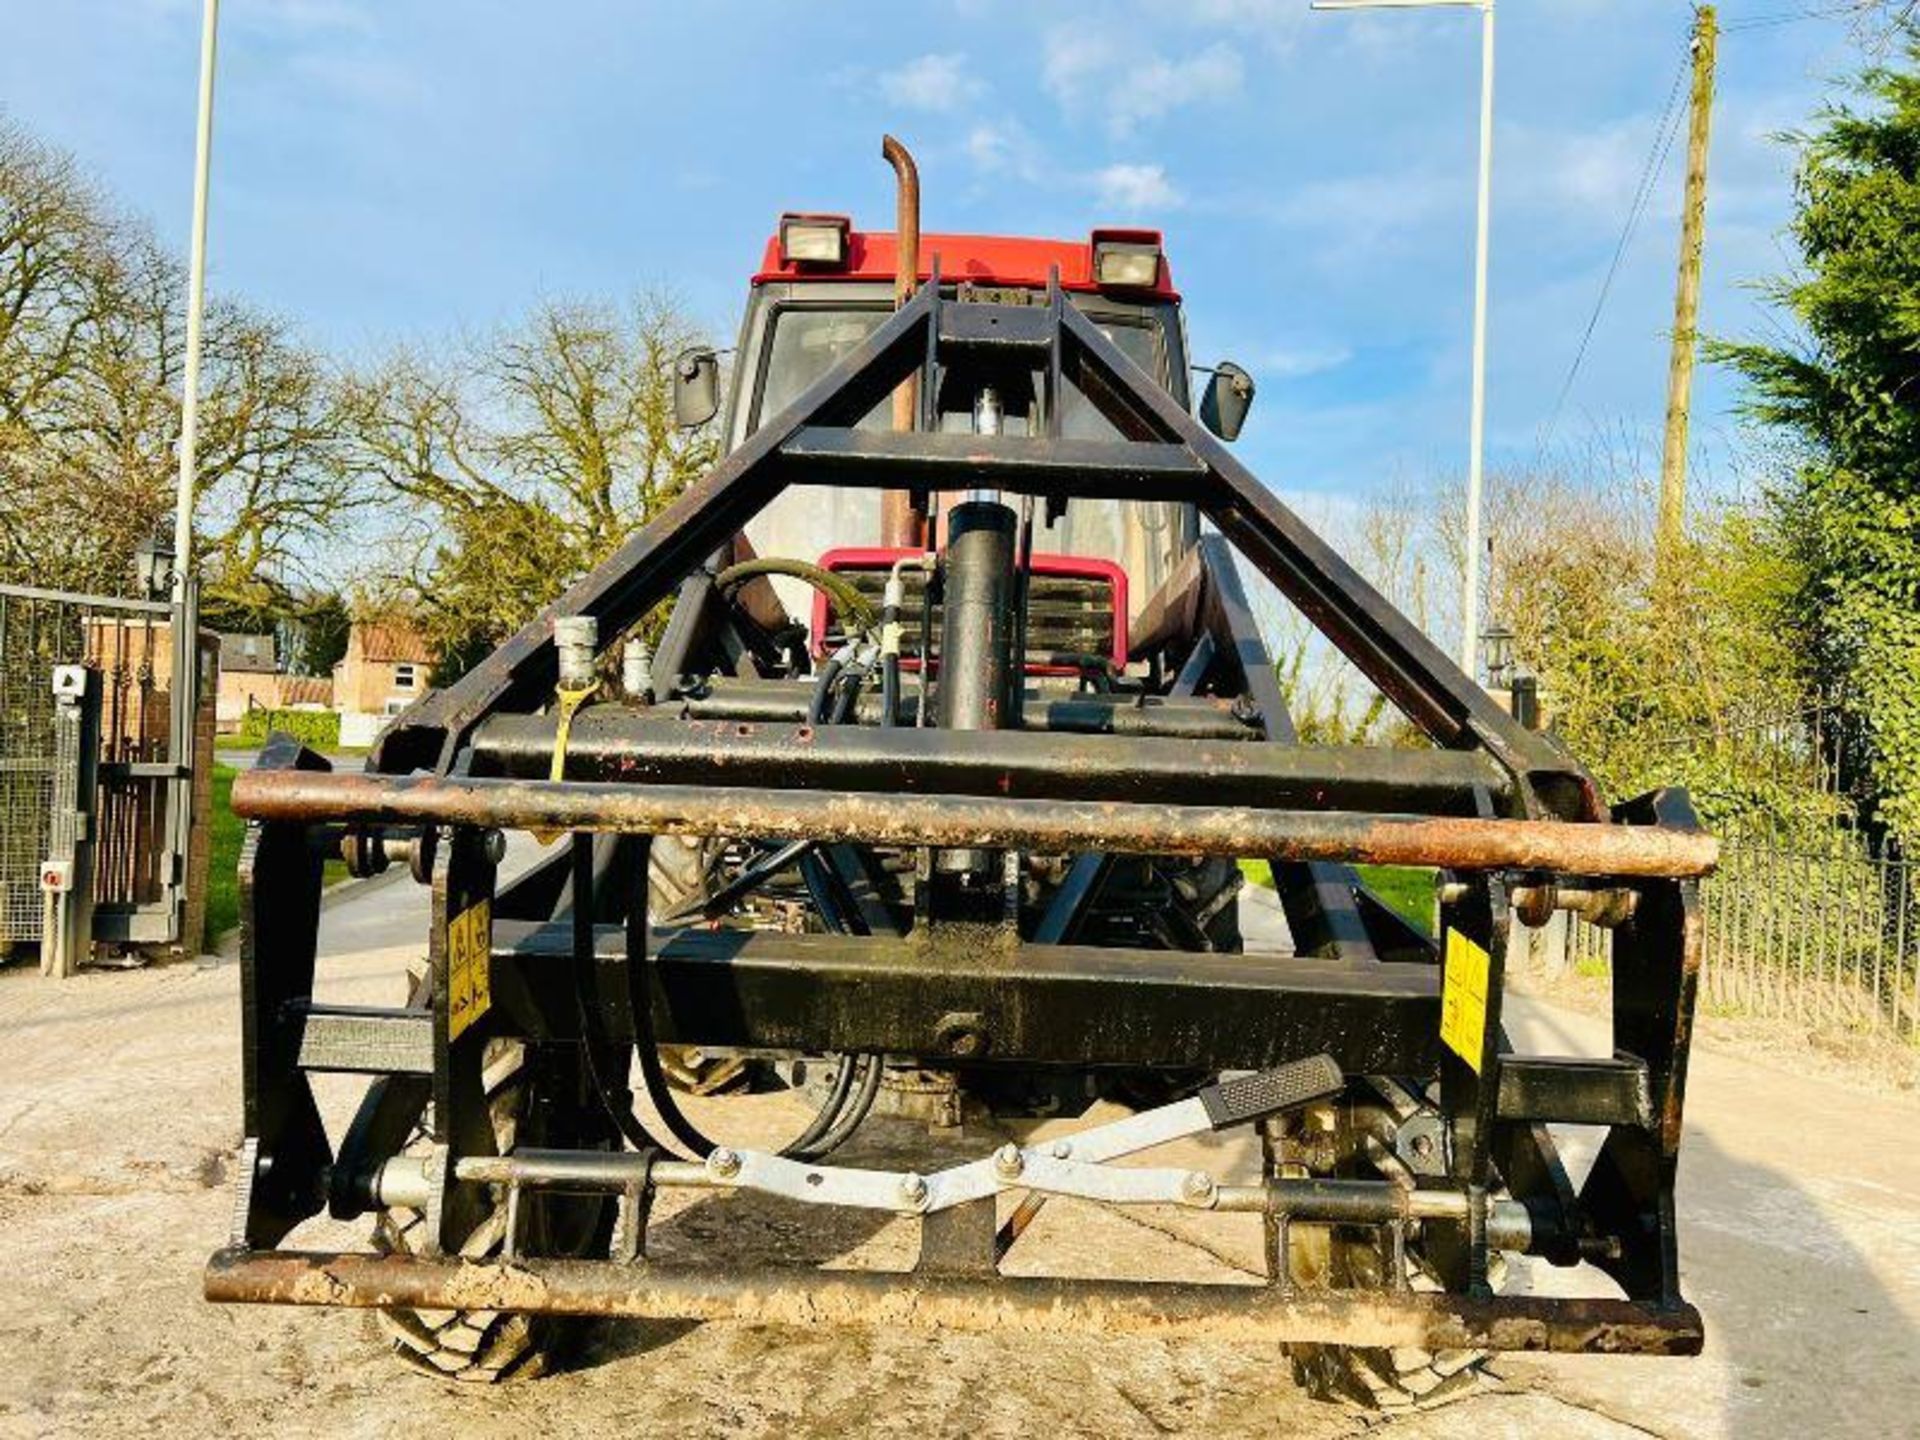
[204, 762, 347, 952]
[204, 764, 245, 948]
[1238, 859, 1437, 938]
[215, 732, 369, 755]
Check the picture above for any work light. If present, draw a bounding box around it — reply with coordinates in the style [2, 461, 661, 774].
[779, 213, 851, 267]
[1091, 234, 1163, 289]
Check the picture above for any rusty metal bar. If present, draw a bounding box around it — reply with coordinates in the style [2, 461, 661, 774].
[470, 709, 1512, 815]
[682, 679, 1261, 740]
[202, 1248, 1703, 1355]
[233, 769, 1718, 878]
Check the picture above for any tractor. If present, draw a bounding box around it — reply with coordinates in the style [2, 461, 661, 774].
[207, 138, 1710, 1408]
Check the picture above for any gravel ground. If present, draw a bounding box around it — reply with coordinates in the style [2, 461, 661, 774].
[1, 873, 1916, 1439]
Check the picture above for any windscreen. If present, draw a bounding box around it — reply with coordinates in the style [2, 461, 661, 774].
[755, 308, 891, 432]
[742, 301, 1193, 631]
[1050, 319, 1191, 611]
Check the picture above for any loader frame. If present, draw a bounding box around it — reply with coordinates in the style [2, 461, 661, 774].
[208, 273, 1710, 1357]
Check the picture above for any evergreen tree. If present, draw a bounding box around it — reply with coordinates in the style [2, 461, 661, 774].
[1715, 41, 1920, 843]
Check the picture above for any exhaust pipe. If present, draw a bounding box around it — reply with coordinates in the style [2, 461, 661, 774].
[881, 134, 922, 548]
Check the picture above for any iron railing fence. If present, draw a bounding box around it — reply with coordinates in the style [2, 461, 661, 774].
[0, 583, 178, 947]
[1699, 826, 1916, 1042]
[1547, 825, 1917, 1045]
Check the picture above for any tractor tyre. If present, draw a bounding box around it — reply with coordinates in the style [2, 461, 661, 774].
[1282, 1097, 1505, 1413]
[373, 1037, 616, 1382]
[1288, 1236, 1506, 1412]
[646, 835, 751, 1093]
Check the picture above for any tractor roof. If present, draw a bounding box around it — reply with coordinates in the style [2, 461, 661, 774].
[752, 226, 1178, 300]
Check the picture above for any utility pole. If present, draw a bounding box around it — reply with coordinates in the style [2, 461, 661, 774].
[1657, 5, 1716, 572]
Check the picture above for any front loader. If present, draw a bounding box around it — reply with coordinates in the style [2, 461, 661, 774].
[207, 140, 1710, 1406]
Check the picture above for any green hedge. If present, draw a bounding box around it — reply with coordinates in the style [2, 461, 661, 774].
[239, 706, 340, 749]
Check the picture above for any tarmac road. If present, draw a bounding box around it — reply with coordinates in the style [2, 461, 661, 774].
[1, 866, 1915, 1439]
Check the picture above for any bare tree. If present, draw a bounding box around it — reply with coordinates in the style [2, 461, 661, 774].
[341, 291, 719, 674]
[0, 118, 351, 619]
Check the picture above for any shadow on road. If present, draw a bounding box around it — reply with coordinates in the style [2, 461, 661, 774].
[1683, 1125, 1918, 1438]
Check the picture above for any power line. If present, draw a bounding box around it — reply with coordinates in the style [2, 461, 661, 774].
[1721, 2, 1877, 33]
[1540, 38, 1691, 447]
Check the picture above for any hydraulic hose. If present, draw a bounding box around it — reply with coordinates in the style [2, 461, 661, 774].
[787, 1053, 884, 1162]
[809, 652, 848, 725]
[623, 655, 881, 1163]
[567, 839, 672, 1156]
[769, 1054, 868, 1162]
[715, 557, 878, 638]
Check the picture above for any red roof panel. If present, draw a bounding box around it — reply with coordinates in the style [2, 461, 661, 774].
[753, 228, 1176, 299]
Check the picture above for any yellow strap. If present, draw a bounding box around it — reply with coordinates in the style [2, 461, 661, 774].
[549, 680, 598, 781]
[534, 679, 599, 845]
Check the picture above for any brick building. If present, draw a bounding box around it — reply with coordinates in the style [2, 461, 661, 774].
[333, 617, 433, 747]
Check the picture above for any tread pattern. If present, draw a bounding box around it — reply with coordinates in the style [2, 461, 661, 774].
[1284, 1100, 1509, 1413]
[372, 1037, 606, 1384]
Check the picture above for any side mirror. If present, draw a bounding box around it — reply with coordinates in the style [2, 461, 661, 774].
[673, 347, 721, 429]
[1198, 362, 1255, 442]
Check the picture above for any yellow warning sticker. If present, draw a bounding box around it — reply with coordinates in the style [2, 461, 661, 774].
[447, 898, 492, 1041]
[1440, 928, 1490, 1073]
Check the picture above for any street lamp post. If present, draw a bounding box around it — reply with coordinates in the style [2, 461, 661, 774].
[1311, 0, 1495, 679]
[163, 0, 219, 958]
[175, 0, 220, 601]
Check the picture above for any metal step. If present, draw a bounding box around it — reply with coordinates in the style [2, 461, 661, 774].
[291, 1002, 432, 1075]
[1496, 1053, 1652, 1128]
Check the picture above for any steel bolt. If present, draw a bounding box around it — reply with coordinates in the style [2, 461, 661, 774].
[708, 1147, 742, 1179]
[994, 1143, 1025, 1179]
[1183, 1170, 1216, 1203]
[1050, 1139, 1072, 1160]
[898, 1171, 928, 1206]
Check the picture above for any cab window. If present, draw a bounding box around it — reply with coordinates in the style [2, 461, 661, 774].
[752, 306, 889, 433]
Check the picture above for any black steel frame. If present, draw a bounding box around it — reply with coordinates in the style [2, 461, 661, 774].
[211, 274, 1711, 1355]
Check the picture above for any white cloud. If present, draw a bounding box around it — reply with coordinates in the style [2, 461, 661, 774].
[1255, 343, 1353, 379]
[1092, 162, 1183, 212]
[1270, 169, 1458, 255]
[1043, 31, 1243, 135]
[966, 120, 1039, 179]
[961, 118, 1180, 213]
[1498, 117, 1657, 221]
[878, 52, 985, 112]
[960, 111, 1179, 214]
[1129, 45, 1244, 128]
[1041, 31, 1118, 106]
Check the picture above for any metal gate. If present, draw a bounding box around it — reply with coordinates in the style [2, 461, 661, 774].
[0, 582, 194, 951]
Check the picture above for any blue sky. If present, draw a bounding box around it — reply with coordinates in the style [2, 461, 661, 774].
[1, 0, 1878, 509]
